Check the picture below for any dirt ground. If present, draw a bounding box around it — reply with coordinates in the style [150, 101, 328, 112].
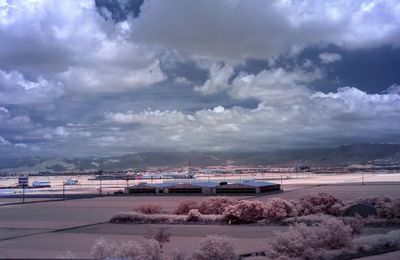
[0, 175, 400, 259]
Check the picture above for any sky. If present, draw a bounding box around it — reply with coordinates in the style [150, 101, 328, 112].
[0, 0, 400, 158]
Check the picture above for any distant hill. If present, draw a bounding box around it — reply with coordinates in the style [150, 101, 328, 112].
[1, 143, 400, 172]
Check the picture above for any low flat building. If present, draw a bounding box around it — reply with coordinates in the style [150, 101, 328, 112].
[216, 180, 280, 194]
[125, 180, 280, 195]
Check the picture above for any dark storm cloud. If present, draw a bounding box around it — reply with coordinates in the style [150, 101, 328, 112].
[95, 0, 144, 21]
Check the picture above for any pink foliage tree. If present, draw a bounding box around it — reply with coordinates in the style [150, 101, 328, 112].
[223, 200, 266, 224]
[199, 197, 238, 215]
[264, 197, 295, 221]
[174, 200, 199, 215]
[296, 193, 343, 216]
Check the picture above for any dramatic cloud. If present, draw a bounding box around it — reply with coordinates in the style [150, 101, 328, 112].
[0, 0, 400, 157]
[132, 0, 400, 60]
[104, 85, 400, 151]
[0, 0, 165, 97]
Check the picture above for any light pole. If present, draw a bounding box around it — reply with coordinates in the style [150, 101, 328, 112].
[62, 182, 65, 200]
[98, 169, 103, 196]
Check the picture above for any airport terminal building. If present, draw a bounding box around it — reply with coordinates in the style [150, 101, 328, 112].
[125, 180, 281, 195]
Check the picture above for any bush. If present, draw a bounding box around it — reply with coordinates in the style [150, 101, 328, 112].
[264, 198, 294, 221]
[357, 197, 400, 219]
[111, 211, 223, 224]
[174, 200, 199, 215]
[353, 229, 400, 252]
[111, 212, 187, 224]
[187, 209, 202, 222]
[169, 248, 189, 260]
[223, 200, 266, 224]
[137, 204, 162, 215]
[375, 197, 397, 219]
[343, 217, 364, 235]
[91, 237, 162, 260]
[199, 197, 238, 215]
[296, 193, 343, 216]
[267, 218, 353, 258]
[193, 235, 237, 260]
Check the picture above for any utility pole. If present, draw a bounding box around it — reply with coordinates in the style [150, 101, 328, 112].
[22, 186, 25, 204]
[98, 169, 103, 196]
[62, 182, 65, 200]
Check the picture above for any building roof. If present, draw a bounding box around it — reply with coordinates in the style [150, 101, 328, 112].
[191, 181, 220, 188]
[146, 182, 176, 188]
[241, 180, 278, 187]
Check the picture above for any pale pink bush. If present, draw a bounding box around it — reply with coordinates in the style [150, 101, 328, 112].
[137, 204, 162, 215]
[223, 200, 266, 224]
[169, 248, 189, 260]
[352, 229, 400, 252]
[267, 218, 353, 258]
[264, 198, 295, 221]
[296, 193, 343, 216]
[192, 235, 237, 260]
[111, 211, 223, 224]
[283, 214, 334, 226]
[174, 200, 199, 215]
[91, 237, 162, 260]
[111, 211, 187, 224]
[199, 197, 238, 215]
[187, 209, 202, 222]
[343, 217, 364, 235]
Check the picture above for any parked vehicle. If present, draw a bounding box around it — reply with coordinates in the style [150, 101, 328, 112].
[64, 179, 78, 185]
[32, 180, 51, 188]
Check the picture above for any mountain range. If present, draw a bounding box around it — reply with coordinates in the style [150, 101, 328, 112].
[1, 143, 400, 172]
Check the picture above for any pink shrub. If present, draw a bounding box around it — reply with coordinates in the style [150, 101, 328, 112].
[137, 204, 162, 215]
[199, 197, 238, 215]
[267, 218, 353, 258]
[174, 200, 199, 215]
[91, 237, 162, 260]
[223, 200, 266, 224]
[296, 193, 343, 216]
[187, 209, 202, 222]
[111, 211, 187, 224]
[264, 198, 294, 221]
[193, 235, 237, 260]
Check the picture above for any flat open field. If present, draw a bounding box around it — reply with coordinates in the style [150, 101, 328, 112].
[0, 173, 400, 258]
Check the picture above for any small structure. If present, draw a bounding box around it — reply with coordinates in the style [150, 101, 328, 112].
[17, 176, 29, 188]
[343, 202, 378, 218]
[32, 180, 51, 188]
